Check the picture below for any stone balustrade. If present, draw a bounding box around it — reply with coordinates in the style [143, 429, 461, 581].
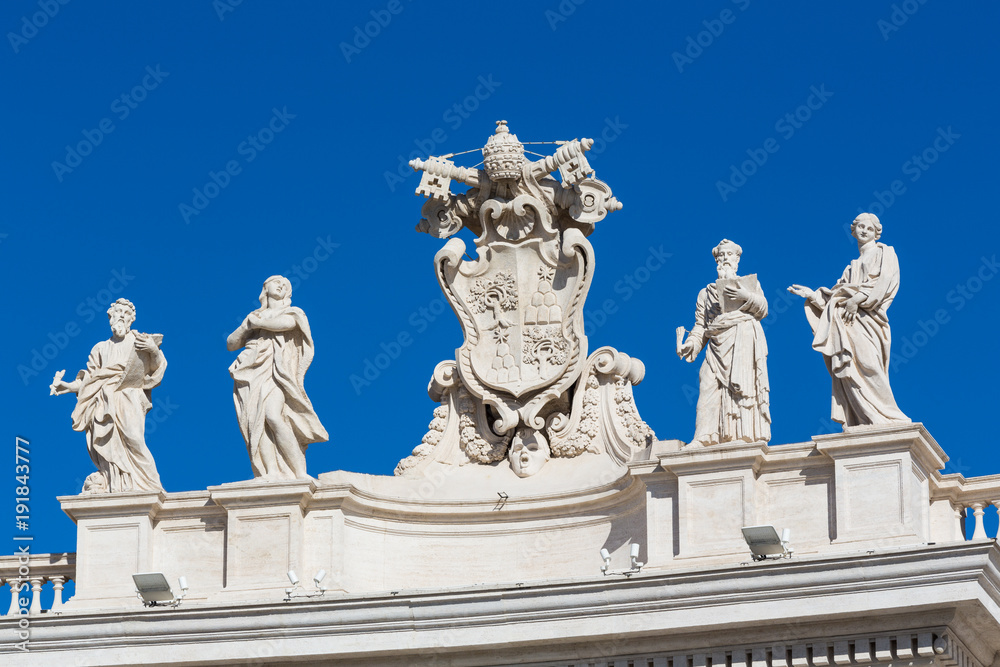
[0, 553, 75, 616]
[932, 472, 1000, 540]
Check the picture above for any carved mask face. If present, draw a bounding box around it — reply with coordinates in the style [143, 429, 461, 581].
[509, 428, 550, 478]
[108, 304, 134, 338]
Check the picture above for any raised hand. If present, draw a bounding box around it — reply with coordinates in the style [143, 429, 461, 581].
[787, 284, 816, 301]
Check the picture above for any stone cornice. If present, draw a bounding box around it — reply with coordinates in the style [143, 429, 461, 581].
[814, 422, 947, 474]
[4, 541, 996, 666]
[58, 490, 165, 523]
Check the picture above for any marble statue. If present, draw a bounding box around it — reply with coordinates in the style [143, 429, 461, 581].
[677, 240, 770, 446]
[788, 213, 910, 427]
[227, 275, 328, 480]
[49, 298, 165, 493]
[395, 121, 654, 478]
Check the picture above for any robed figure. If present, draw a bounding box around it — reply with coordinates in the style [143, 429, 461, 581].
[227, 275, 328, 480]
[50, 298, 165, 493]
[677, 239, 771, 446]
[789, 213, 909, 427]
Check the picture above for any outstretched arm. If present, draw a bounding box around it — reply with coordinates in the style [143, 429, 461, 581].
[49, 369, 82, 396]
[788, 284, 822, 307]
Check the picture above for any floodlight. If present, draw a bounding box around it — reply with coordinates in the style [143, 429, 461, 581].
[599, 544, 643, 576]
[133, 572, 188, 607]
[314, 569, 327, 593]
[629, 543, 644, 571]
[741, 525, 793, 561]
[285, 568, 330, 601]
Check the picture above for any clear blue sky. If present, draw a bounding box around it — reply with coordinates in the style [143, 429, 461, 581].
[4, 1, 998, 556]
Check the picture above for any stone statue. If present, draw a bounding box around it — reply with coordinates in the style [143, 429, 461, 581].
[49, 298, 165, 493]
[395, 121, 654, 479]
[227, 275, 328, 480]
[788, 213, 910, 427]
[677, 240, 770, 446]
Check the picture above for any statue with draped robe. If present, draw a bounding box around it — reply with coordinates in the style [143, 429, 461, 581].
[788, 213, 909, 427]
[50, 298, 165, 493]
[677, 239, 771, 446]
[227, 275, 328, 479]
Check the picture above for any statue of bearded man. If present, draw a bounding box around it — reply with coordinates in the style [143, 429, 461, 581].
[50, 298, 165, 493]
[676, 239, 771, 446]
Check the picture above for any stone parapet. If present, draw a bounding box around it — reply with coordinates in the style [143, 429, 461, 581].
[51, 424, 977, 611]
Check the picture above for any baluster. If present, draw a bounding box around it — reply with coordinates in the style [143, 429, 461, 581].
[50, 576, 66, 612]
[993, 501, 1000, 539]
[970, 503, 988, 539]
[7, 578, 22, 616]
[29, 578, 42, 615]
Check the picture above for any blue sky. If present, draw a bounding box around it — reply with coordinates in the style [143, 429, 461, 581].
[4, 1, 999, 558]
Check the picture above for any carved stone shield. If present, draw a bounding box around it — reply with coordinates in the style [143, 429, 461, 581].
[435, 194, 594, 433]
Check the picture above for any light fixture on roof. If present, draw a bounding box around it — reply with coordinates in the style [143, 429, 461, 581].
[132, 572, 188, 607]
[285, 569, 329, 601]
[599, 543, 644, 577]
[741, 525, 794, 561]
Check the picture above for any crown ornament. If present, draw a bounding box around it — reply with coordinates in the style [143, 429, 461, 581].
[482, 120, 525, 182]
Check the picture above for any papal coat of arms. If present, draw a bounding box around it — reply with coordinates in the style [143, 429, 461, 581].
[396, 122, 654, 478]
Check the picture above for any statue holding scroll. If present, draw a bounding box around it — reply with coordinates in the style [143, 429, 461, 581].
[677, 239, 770, 446]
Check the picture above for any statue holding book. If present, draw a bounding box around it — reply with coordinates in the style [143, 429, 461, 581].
[676, 239, 771, 446]
[49, 298, 165, 493]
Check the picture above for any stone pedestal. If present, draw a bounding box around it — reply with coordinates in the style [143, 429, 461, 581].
[59, 491, 164, 608]
[815, 423, 946, 547]
[209, 479, 317, 597]
[659, 441, 768, 560]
